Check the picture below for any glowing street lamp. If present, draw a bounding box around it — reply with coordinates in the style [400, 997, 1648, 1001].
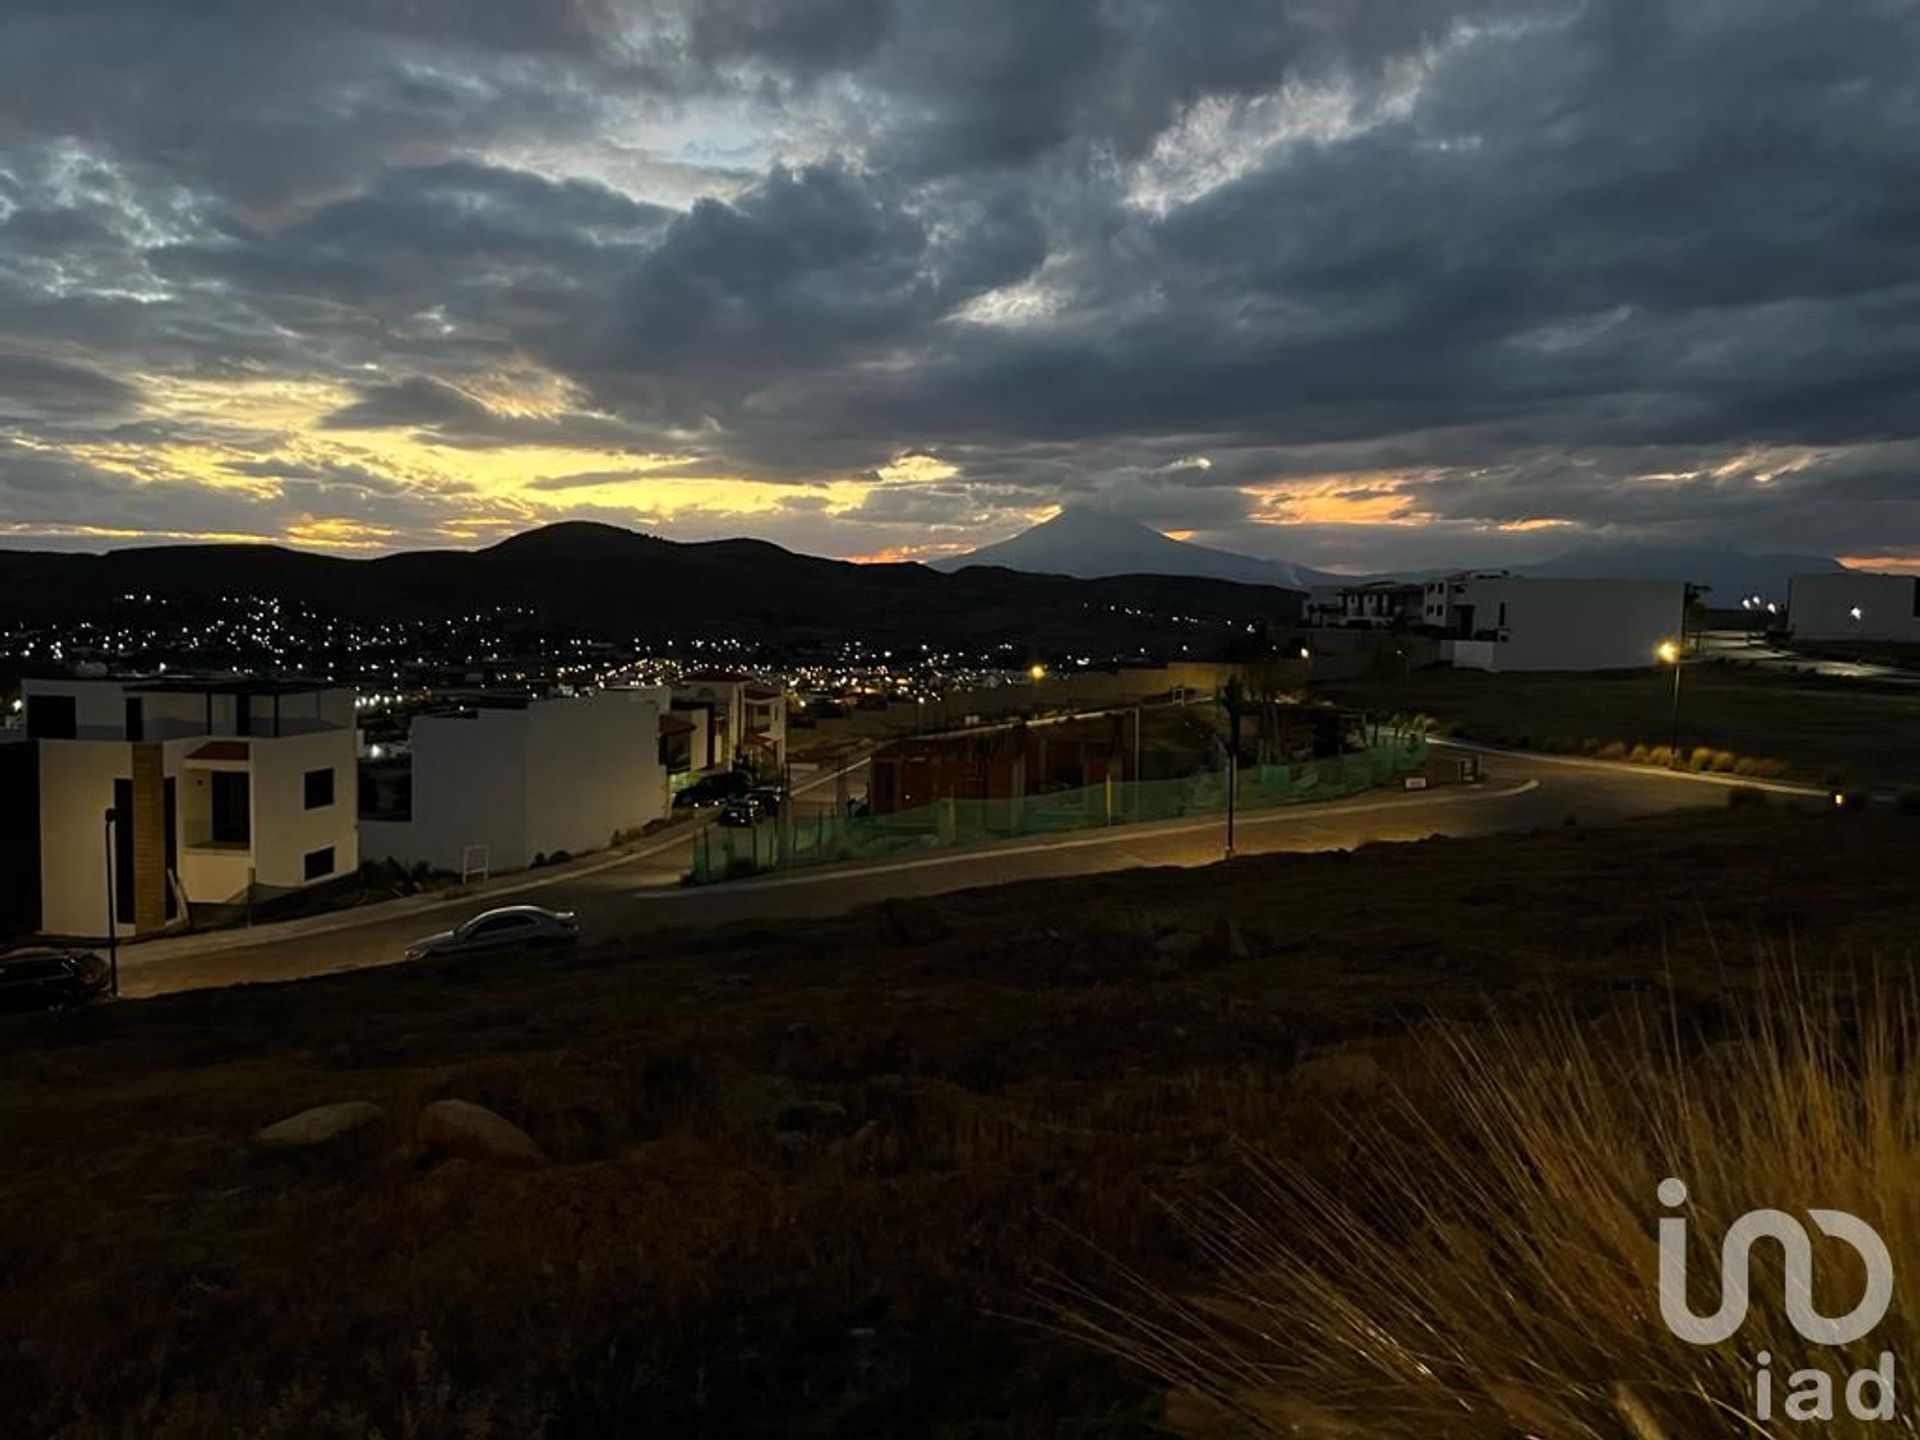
[1028, 663, 1046, 683]
[1656, 639, 1683, 766]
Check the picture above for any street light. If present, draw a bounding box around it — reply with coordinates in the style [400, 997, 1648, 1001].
[1028, 663, 1046, 683]
[1656, 639, 1683, 767]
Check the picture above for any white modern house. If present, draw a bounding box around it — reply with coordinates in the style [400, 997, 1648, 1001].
[361, 687, 669, 876]
[19, 675, 359, 939]
[1423, 573, 1688, 672]
[1789, 570, 1920, 643]
[670, 674, 788, 773]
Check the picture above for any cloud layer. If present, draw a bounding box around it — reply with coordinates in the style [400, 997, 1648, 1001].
[2, 0, 1917, 570]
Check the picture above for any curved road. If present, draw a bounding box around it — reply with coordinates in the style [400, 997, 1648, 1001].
[115, 747, 1818, 998]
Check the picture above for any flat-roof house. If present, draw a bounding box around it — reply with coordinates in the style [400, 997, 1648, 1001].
[17, 675, 358, 938]
[1424, 572, 1687, 672]
[672, 674, 788, 774]
[1789, 570, 1920, 643]
[361, 687, 668, 875]
[1333, 580, 1425, 628]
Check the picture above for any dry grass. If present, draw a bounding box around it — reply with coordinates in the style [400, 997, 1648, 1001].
[7, 808, 1920, 1437]
[1069, 972, 1920, 1437]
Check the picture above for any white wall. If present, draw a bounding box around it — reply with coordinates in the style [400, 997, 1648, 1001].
[363, 689, 668, 874]
[36, 741, 126, 937]
[1448, 577, 1685, 672]
[247, 729, 359, 889]
[1790, 571, 1920, 642]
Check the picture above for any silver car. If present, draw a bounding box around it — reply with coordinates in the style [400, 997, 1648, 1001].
[404, 904, 579, 962]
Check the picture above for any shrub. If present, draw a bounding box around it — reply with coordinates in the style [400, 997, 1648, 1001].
[1070, 982, 1920, 1439]
[1709, 749, 1738, 773]
[1594, 741, 1628, 761]
[1627, 743, 1652, 765]
[1645, 745, 1674, 768]
[1687, 745, 1718, 772]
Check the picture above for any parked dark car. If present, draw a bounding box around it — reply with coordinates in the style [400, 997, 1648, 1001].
[715, 796, 768, 828]
[0, 949, 111, 1013]
[672, 770, 755, 809]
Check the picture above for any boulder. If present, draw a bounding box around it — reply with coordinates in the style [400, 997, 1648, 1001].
[254, 1101, 387, 1150]
[416, 1099, 547, 1168]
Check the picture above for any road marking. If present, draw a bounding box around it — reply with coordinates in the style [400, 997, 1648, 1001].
[634, 779, 1541, 899]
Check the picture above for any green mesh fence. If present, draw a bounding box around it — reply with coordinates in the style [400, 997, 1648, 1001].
[691, 729, 1429, 883]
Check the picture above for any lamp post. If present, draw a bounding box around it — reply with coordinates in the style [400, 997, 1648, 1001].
[1657, 640, 1683, 767]
[101, 807, 120, 997]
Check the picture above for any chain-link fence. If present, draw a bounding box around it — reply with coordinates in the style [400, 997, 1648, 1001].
[691, 728, 1429, 883]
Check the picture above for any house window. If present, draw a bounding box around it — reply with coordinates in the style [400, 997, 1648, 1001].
[25, 694, 76, 740]
[210, 771, 250, 846]
[303, 846, 335, 881]
[303, 766, 335, 810]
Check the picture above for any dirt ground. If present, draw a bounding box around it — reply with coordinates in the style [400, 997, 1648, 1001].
[5, 803, 1918, 1438]
[1324, 662, 1920, 788]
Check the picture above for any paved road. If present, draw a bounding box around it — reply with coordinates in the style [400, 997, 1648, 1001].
[115, 747, 1818, 998]
[1699, 629, 1920, 686]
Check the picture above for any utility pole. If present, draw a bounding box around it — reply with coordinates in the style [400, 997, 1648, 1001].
[1223, 675, 1244, 859]
[1132, 703, 1142, 821]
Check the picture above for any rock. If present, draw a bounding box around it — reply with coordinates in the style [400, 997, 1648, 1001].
[874, 897, 950, 947]
[1292, 1050, 1387, 1100]
[416, 1099, 547, 1168]
[254, 1101, 387, 1150]
[1215, 916, 1253, 961]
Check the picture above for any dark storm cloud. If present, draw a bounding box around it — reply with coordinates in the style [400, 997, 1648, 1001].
[0, 352, 142, 420]
[0, 0, 1917, 563]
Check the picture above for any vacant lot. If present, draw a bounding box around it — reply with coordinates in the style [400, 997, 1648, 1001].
[1325, 661, 1920, 787]
[5, 805, 1919, 1437]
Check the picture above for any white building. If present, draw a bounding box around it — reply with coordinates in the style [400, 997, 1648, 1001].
[19, 676, 359, 939]
[671, 674, 788, 773]
[1789, 570, 1920, 643]
[361, 688, 669, 876]
[1424, 573, 1687, 672]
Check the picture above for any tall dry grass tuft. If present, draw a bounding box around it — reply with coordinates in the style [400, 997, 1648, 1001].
[1062, 976, 1920, 1438]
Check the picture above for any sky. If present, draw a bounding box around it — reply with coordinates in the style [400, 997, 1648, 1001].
[1, 0, 1917, 574]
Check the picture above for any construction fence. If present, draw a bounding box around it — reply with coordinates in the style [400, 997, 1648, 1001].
[690, 727, 1429, 884]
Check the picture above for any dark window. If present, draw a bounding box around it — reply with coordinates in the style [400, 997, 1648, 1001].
[303, 846, 335, 881]
[466, 913, 532, 938]
[25, 694, 76, 740]
[124, 698, 144, 741]
[1912, 579, 1919, 618]
[210, 771, 250, 846]
[303, 767, 335, 810]
[112, 779, 134, 922]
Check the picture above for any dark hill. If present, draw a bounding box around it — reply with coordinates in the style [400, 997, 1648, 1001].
[0, 523, 1306, 653]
